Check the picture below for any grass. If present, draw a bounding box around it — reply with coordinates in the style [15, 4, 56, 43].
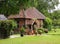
[0, 29, 60, 44]
[48, 29, 60, 35]
[0, 35, 60, 44]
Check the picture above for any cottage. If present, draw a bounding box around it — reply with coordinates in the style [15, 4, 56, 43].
[0, 14, 7, 20]
[8, 7, 45, 34]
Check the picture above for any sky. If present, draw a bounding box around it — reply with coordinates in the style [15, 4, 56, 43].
[47, 0, 60, 13]
[49, 0, 60, 13]
[59, 0, 60, 3]
[54, 0, 60, 10]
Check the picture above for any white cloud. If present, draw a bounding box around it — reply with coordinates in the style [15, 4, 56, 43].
[54, 4, 60, 10]
[48, 0, 60, 13]
[52, 0, 60, 11]
[59, 0, 60, 2]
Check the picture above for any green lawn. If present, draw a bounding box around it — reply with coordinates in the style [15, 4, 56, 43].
[0, 35, 60, 44]
[48, 29, 60, 35]
[0, 29, 60, 44]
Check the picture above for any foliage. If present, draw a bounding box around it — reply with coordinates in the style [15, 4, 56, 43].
[0, 20, 17, 30]
[0, 0, 59, 16]
[0, 20, 17, 39]
[44, 29, 48, 33]
[41, 10, 60, 28]
[37, 28, 44, 34]
[0, 0, 32, 16]
[51, 11, 60, 27]
[43, 17, 52, 31]
[20, 27, 25, 37]
[20, 27, 25, 33]
[0, 0, 20, 16]
[36, 0, 59, 12]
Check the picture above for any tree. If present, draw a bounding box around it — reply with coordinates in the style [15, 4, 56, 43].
[0, 0, 32, 16]
[43, 17, 52, 31]
[35, 0, 59, 13]
[51, 11, 60, 28]
[0, 0, 59, 16]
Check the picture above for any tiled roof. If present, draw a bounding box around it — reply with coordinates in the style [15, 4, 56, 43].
[25, 7, 45, 19]
[8, 7, 45, 19]
[0, 14, 7, 20]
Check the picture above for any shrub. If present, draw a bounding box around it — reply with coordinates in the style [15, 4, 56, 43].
[0, 20, 17, 39]
[20, 27, 25, 37]
[43, 17, 52, 31]
[44, 29, 48, 33]
[37, 28, 44, 35]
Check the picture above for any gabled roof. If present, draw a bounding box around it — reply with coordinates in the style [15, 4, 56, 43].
[8, 7, 45, 19]
[0, 14, 7, 20]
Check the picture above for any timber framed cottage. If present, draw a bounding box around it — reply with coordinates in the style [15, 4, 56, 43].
[8, 7, 45, 34]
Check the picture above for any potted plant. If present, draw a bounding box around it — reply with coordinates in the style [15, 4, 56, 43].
[20, 27, 25, 37]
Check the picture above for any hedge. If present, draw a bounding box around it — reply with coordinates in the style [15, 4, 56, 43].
[0, 20, 17, 39]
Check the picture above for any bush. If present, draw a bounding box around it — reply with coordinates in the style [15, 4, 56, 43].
[37, 28, 44, 35]
[43, 17, 52, 31]
[44, 29, 48, 33]
[0, 20, 17, 39]
[20, 27, 25, 37]
[37, 28, 48, 34]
